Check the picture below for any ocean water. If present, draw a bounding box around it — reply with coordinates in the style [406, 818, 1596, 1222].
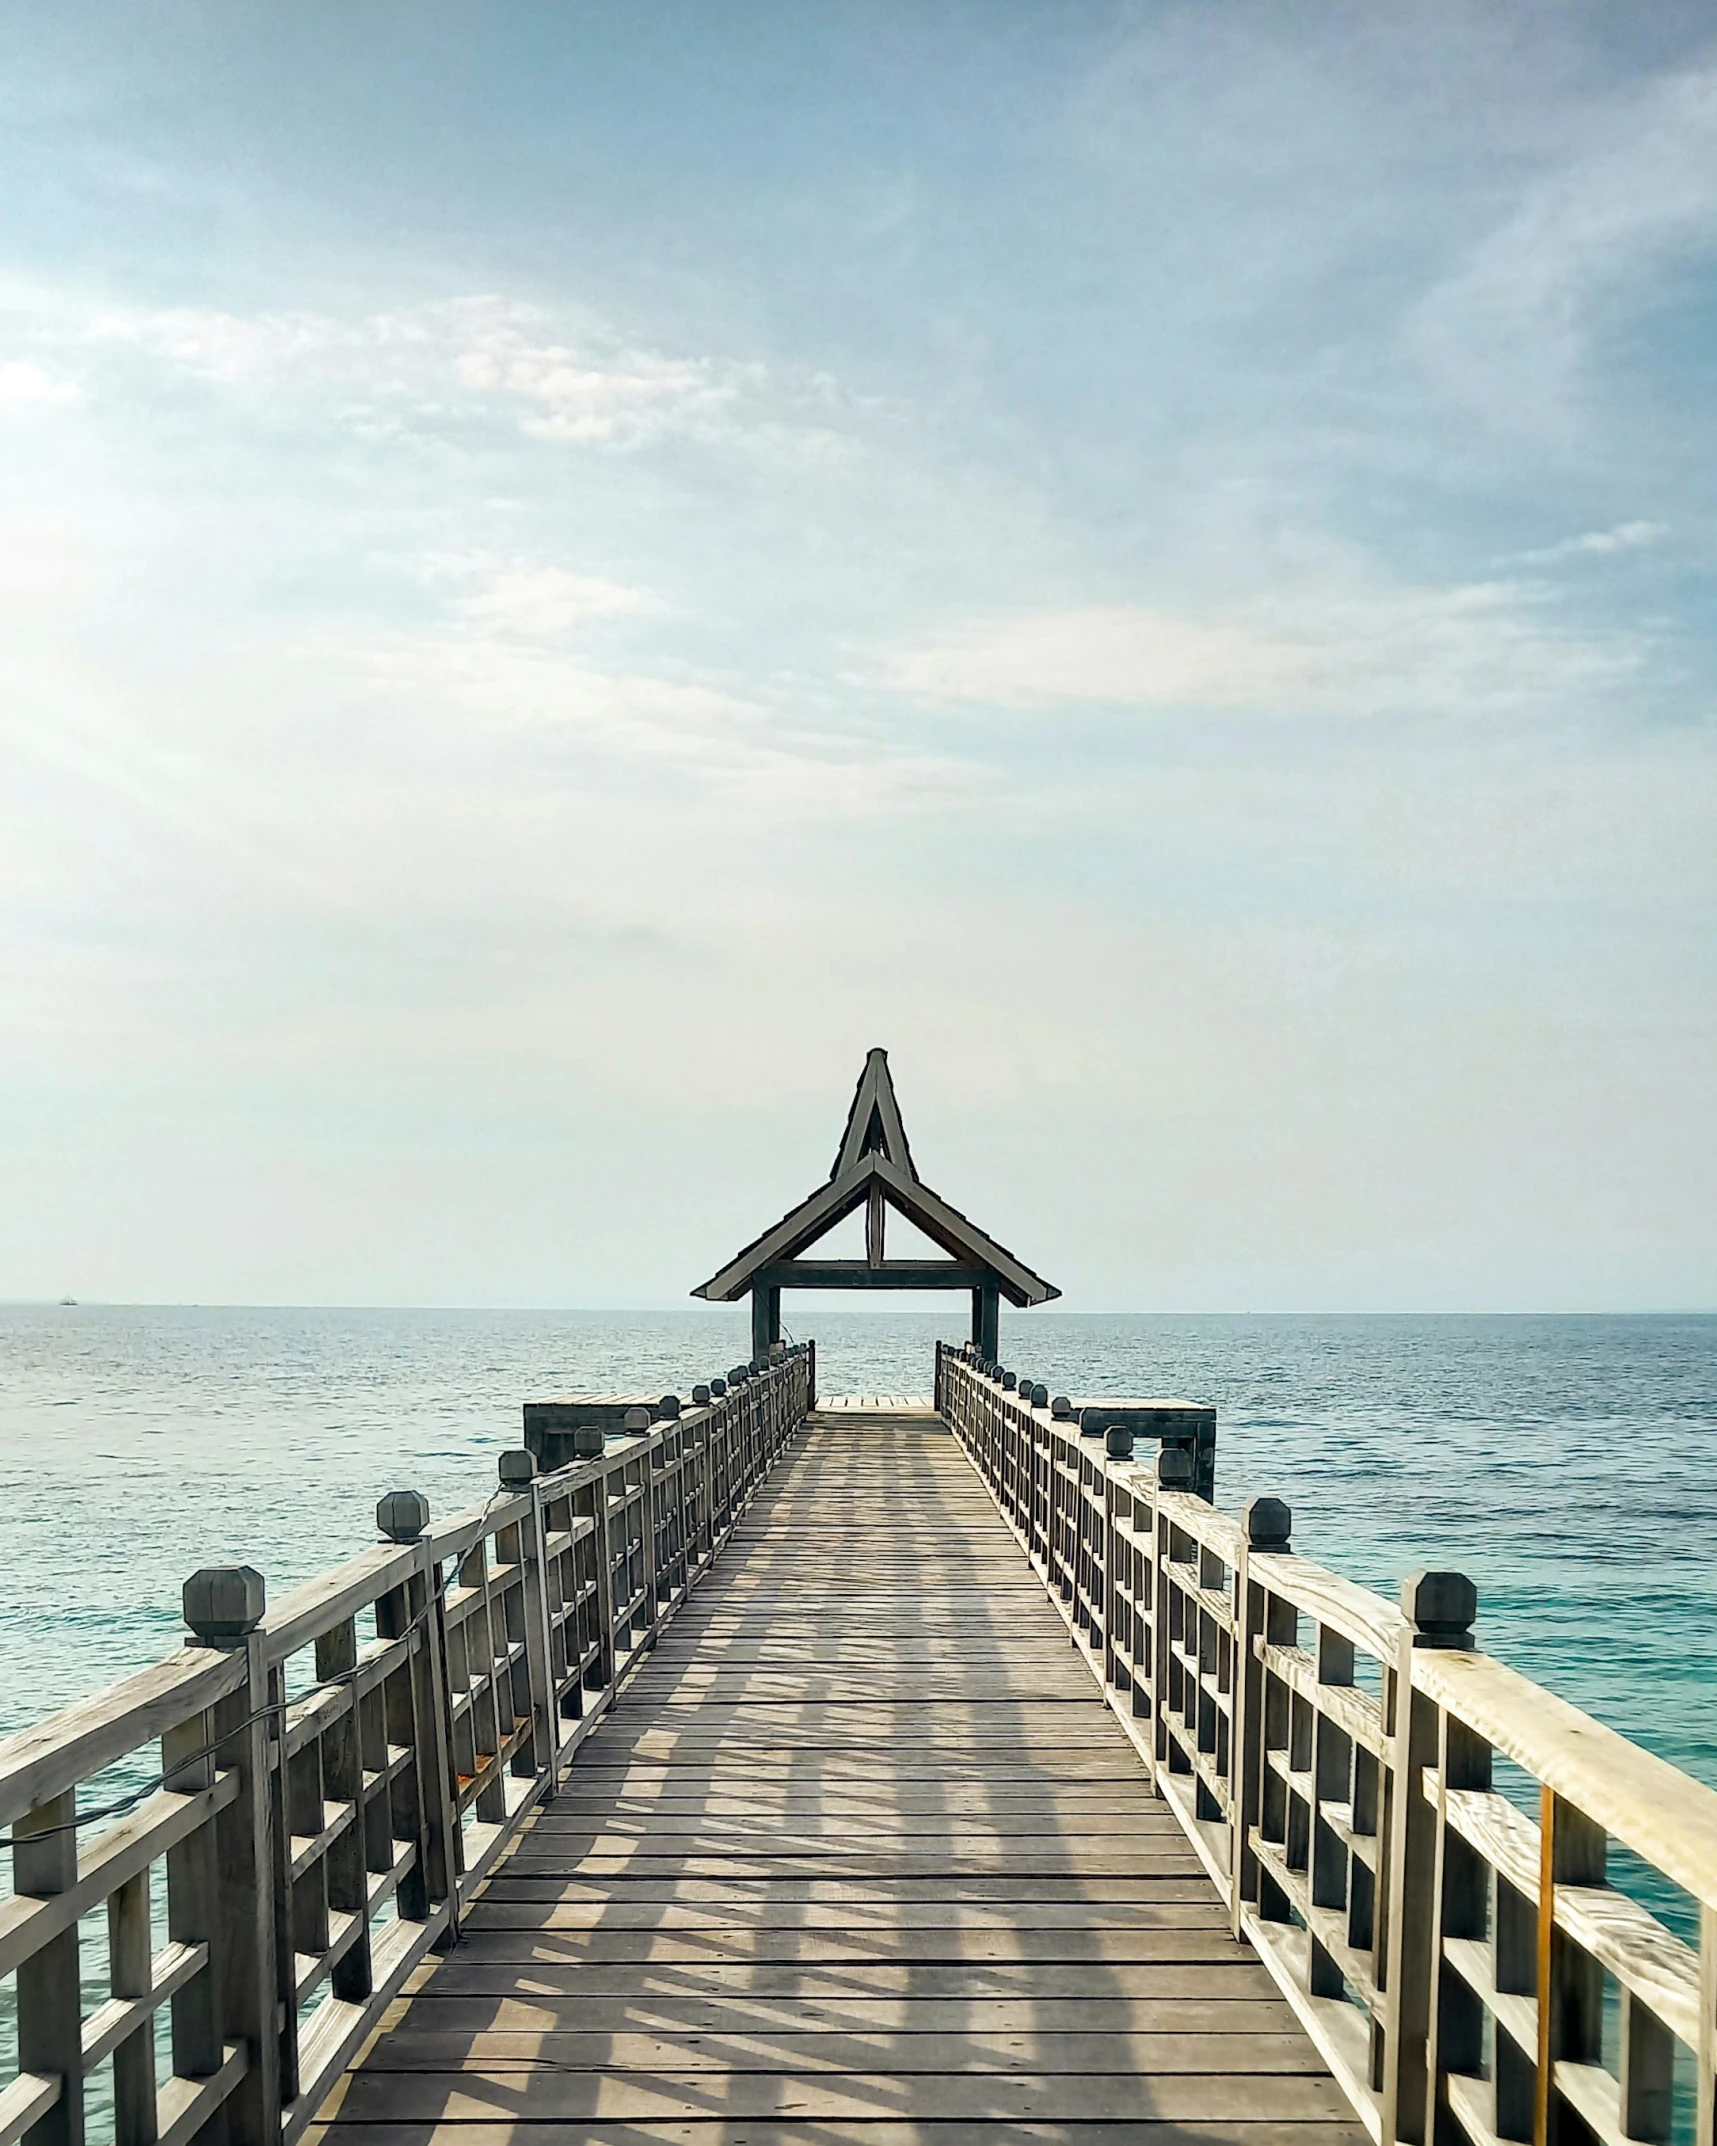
[3, 1304, 1712, 1781]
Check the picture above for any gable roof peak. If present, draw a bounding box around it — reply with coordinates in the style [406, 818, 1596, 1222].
[690, 1049, 1059, 1309]
[831, 1046, 916, 1182]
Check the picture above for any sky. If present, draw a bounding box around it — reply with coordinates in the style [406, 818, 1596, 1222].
[2, 1, 1715, 1313]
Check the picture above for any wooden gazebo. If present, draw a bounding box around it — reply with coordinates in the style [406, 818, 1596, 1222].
[692, 1047, 1059, 1359]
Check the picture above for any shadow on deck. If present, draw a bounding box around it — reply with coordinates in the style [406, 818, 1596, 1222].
[312, 1407, 1367, 2146]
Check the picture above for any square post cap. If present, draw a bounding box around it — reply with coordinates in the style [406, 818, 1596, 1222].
[623, 1405, 652, 1433]
[1051, 1395, 1073, 1420]
[691, 1384, 711, 1405]
[183, 1565, 266, 1642]
[498, 1449, 536, 1486]
[377, 1489, 430, 1542]
[710, 1378, 727, 1395]
[1156, 1445, 1194, 1488]
[572, 1426, 605, 1459]
[1244, 1496, 1292, 1549]
[1000, 1370, 1016, 1390]
[1029, 1383, 1049, 1408]
[1078, 1407, 1107, 1437]
[1104, 1425, 1134, 1459]
[1402, 1570, 1477, 1646]
[656, 1394, 682, 1419]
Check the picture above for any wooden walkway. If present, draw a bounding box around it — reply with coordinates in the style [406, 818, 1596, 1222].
[318, 1407, 1367, 2145]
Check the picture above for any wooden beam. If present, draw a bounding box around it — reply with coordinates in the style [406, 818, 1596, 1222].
[756, 1262, 992, 1292]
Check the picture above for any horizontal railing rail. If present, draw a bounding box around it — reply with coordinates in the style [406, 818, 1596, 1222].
[0, 1342, 815, 2146]
[937, 1340, 1717, 2146]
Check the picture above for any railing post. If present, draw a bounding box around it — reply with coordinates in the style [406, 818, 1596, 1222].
[589, 1445, 620, 1700]
[1232, 1497, 1292, 1936]
[376, 1490, 462, 1943]
[622, 1406, 658, 1645]
[1150, 1445, 1193, 1780]
[180, 1565, 281, 2146]
[1381, 1569, 1476, 2146]
[499, 1451, 559, 1791]
[655, 1395, 685, 1613]
[1536, 1789, 1608, 2146]
[13, 1790, 83, 2146]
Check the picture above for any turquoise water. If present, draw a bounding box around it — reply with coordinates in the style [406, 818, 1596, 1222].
[3, 1304, 1712, 1784]
[0, 1305, 1713, 2117]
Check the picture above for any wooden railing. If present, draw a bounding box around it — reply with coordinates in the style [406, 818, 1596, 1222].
[937, 1341, 1717, 2146]
[0, 1344, 814, 2146]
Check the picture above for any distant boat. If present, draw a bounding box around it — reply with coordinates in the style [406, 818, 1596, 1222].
[58, 1296, 77, 1306]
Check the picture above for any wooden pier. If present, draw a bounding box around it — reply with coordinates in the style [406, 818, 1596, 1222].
[315, 1402, 1356, 2144]
[4, 1055, 1717, 2146]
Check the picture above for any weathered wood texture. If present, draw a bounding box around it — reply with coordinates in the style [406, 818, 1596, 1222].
[937, 1343, 1717, 2146]
[0, 1350, 815, 2146]
[317, 1409, 1368, 2146]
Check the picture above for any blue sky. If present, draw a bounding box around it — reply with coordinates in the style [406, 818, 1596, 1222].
[3, 2, 1714, 1310]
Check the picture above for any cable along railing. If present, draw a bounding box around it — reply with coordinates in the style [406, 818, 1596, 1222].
[0, 1343, 815, 2146]
[935, 1341, 1717, 2146]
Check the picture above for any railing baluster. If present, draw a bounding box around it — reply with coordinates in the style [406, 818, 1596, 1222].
[14, 1790, 83, 2146]
[1234, 1497, 1292, 1935]
[1382, 1572, 1477, 2146]
[500, 1453, 558, 1790]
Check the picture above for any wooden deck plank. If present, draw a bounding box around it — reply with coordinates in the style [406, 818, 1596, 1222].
[463, 1901, 1232, 1930]
[311, 2124, 1368, 2146]
[413, 1960, 1284, 1999]
[319, 1410, 1367, 2145]
[427, 1928, 1279, 1965]
[514, 1816, 1189, 1839]
[360, 2031, 1334, 2074]
[331, 2069, 1359, 2121]
[398, 1996, 1292, 2032]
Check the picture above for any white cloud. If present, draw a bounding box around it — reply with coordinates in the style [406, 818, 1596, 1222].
[90, 294, 770, 448]
[454, 321, 744, 445]
[883, 606, 1306, 710]
[455, 566, 660, 640]
[1515, 520, 1666, 564]
[335, 619, 976, 822]
[92, 304, 363, 382]
[0, 359, 80, 410]
[880, 578, 1641, 721]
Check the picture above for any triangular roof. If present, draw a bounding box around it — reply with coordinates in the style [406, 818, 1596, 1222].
[692, 1048, 1059, 1308]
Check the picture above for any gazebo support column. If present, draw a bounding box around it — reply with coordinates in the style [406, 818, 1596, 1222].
[972, 1282, 1000, 1361]
[751, 1284, 782, 1362]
